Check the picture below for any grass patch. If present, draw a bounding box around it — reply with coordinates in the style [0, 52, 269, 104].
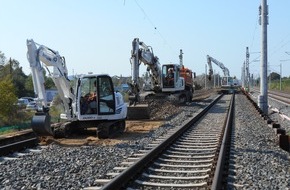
[268, 78, 290, 92]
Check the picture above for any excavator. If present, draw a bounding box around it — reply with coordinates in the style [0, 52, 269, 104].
[127, 38, 194, 118]
[26, 39, 127, 138]
[206, 55, 239, 93]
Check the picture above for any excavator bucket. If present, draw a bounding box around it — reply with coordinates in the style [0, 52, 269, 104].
[31, 113, 54, 136]
[127, 104, 150, 120]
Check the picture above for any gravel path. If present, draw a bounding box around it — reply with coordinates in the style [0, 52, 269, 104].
[1, 93, 289, 190]
[227, 94, 290, 189]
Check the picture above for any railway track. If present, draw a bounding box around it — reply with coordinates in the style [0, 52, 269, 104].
[85, 93, 235, 189]
[250, 88, 290, 123]
[2, 92, 289, 189]
[251, 88, 290, 105]
[267, 91, 290, 105]
[0, 130, 39, 157]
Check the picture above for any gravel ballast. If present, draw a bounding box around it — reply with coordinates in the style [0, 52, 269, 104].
[0, 98, 209, 189]
[227, 94, 290, 189]
[0, 93, 289, 189]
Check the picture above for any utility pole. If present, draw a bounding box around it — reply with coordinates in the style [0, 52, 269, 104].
[214, 70, 216, 88]
[246, 47, 250, 92]
[280, 58, 290, 90]
[258, 0, 269, 114]
[218, 72, 220, 87]
[241, 62, 245, 88]
[269, 70, 271, 87]
[205, 64, 207, 89]
[251, 74, 254, 88]
[280, 63, 282, 90]
[179, 49, 183, 66]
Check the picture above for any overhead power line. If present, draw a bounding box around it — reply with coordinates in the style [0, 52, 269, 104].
[134, 0, 156, 30]
[133, 0, 175, 55]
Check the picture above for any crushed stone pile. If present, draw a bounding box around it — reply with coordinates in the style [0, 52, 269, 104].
[147, 99, 182, 120]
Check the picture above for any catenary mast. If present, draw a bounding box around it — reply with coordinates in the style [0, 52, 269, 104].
[258, 0, 268, 114]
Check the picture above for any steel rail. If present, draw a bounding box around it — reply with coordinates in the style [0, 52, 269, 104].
[251, 88, 290, 104]
[101, 94, 224, 190]
[0, 137, 38, 156]
[0, 130, 35, 146]
[211, 93, 235, 189]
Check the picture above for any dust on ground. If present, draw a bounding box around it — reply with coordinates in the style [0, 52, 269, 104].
[39, 98, 179, 146]
[39, 120, 163, 146]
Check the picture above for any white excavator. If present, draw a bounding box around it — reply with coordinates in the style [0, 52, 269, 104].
[128, 38, 194, 107]
[206, 55, 238, 93]
[26, 39, 127, 138]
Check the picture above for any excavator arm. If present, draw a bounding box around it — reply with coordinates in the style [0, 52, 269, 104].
[26, 39, 75, 136]
[129, 38, 162, 105]
[206, 55, 230, 80]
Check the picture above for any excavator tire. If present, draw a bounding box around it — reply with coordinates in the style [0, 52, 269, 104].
[97, 129, 109, 139]
[127, 104, 150, 120]
[178, 94, 187, 104]
[97, 120, 126, 139]
[53, 122, 72, 138]
[31, 113, 54, 136]
[115, 120, 126, 133]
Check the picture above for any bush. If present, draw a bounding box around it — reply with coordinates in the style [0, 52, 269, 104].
[0, 75, 18, 125]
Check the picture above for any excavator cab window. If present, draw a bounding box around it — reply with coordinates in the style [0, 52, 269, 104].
[79, 76, 115, 115]
[221, 77, 227, 86]
[79, 77, 98, 115]
[162, 65, 175, 88]
[97, 76, 115, 115]
[221, 76, 233, 87]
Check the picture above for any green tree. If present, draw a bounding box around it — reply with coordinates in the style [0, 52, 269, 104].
[0, 51, 5, 65]
[268, 72, 280, 81]
[45, 76, 55, 89]
[0, 52, 7, 79]
[11, 59, 29, 97]
[0, 75, 18, 125]
[0, 58, 30, 98]
[24, 74, 35, 97]
[24, 71, 57, 98]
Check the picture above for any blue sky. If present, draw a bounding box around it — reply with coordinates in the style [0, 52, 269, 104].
[1, 0, 290, 79]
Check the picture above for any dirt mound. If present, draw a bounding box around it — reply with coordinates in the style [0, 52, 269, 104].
[148, 99, 182, 120]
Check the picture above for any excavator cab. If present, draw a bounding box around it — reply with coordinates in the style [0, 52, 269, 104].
[78, 75, 115, 117]
[162, 65, 176, 88]
[220, 76, 238, 94]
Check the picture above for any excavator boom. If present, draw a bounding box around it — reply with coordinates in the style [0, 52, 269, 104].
[206, 55, 238, 93]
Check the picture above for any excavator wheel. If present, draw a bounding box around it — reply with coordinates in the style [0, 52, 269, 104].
[97, 120, 126, 139]
[31, 113, 54, 136]
[119, 120, 126, 133]
[178, 95, 187, 104]
[53, 122, 72, 138]
[97, 127, 109, 139]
